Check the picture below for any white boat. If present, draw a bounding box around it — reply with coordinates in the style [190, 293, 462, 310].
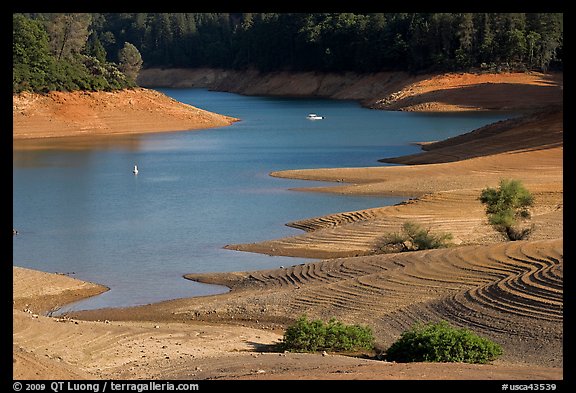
[133, 165, 139, 175]
[307, 113, 324, 120]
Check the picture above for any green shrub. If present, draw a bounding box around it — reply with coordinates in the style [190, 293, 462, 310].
[280, 315, 375, 353]
[385, 320, 503, 364]
[375, 221, 453, 253]
[13, 14, 135, 94]
[479, 179, 534, 241]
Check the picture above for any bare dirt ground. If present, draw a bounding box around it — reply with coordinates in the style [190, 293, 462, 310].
[13, 71, 563, 381]
[370, 71, 563, 112]
[139, 68, 562, 112]
[229, 109, 562, 259]
[12, 88, 238, 140]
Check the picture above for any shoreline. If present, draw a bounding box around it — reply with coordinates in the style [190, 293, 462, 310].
[13, 87, 239, 141]
[138, 68, 563, 113]
[13, 259, 563, 380]
[13, 70, 562, 142]
[13, 267, 109, 316]
[13, 70, 563, 380]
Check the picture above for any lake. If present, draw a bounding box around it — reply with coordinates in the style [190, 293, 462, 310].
[12, 88, 514, 312]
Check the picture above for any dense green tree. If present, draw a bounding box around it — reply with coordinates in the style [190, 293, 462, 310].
[95, 12, 562, 73]
[526, 13, 563, 71]
[45, 13, 92, 60]
[455, 13, 474, 68]
[13, 14, 54, 92]
[85, 32, 107, 63]
[118, 42, 143, 82]
[13, 13, 133, 93]
[15, 12, 563, 93]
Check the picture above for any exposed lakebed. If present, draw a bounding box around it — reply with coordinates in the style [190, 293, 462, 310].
[13, 88, 514, 311]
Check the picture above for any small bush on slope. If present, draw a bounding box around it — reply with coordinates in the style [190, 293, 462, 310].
[385, 320, 503, 364]
[280, 315, 375, 353]
[375, 221, 453, 253]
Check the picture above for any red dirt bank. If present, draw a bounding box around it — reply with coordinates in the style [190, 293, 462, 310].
[138, 68, 563, 112]
[13, 87, 238, 140]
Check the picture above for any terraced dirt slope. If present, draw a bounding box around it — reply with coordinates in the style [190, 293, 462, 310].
[68, 100, 563, 372]
[226, 156, 562, 259]
[71, 238, 562, 369]
[225, 108, 562, 259]
[196, 239, 563, 366]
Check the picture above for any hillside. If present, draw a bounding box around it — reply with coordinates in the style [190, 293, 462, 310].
[13, 88, 238, 140]
[138, 68, 563, 112]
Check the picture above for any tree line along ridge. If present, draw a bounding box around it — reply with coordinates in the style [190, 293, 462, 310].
[14, 13, 563, 94]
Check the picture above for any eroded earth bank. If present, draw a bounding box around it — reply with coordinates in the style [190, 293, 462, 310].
[14, 69, 563, 380]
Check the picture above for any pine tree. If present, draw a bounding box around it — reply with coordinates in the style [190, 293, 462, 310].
[118, 42, 143, 82]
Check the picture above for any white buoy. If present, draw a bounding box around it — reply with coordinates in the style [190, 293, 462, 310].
[133, 164, 139, 175]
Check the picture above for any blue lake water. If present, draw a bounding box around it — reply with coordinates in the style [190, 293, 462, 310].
[12, 88, 515, 312]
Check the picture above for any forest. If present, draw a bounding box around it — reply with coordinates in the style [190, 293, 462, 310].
[13, 13, 563, 93]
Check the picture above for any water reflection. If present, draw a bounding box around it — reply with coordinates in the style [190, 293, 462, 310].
[13, 133, 145, 152]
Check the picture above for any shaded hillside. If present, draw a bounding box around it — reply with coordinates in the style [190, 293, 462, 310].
[380, 108, 563, 165]
[139, 68, 563, 113]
